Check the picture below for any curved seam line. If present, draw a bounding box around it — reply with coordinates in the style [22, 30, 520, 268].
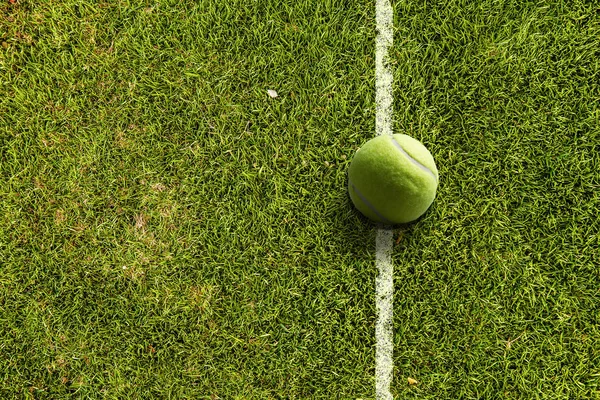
[351, 182, 392, 224]
[390, 137, 437, 181]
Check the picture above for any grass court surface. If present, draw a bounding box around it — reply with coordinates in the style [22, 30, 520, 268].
[1, 0, 599, 398]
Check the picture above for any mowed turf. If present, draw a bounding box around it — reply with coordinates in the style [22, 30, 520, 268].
[390, 0, 599, 398]
[1, 0, 377, 398]
[0, 0, 599, 399]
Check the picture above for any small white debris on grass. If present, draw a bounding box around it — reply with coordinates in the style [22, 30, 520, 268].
[267, 89, 278, 98]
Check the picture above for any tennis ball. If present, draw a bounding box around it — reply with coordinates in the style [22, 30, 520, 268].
[347, 134, 438, 224]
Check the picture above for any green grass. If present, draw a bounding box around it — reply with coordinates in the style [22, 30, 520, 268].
[1, 0, 599, 398]
[391, 1, 600, 398]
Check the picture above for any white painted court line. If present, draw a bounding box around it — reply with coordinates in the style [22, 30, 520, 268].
[375, 0, 394, 138]
[375, 0, 394, 399]
[375, 229, 394, 399]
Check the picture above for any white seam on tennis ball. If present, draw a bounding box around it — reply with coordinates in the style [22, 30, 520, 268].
[350, 182, 392, 224]
[390, 136, 437, 181]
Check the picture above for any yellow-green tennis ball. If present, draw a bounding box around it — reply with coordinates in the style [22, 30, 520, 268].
[348, 134, 439, 224]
